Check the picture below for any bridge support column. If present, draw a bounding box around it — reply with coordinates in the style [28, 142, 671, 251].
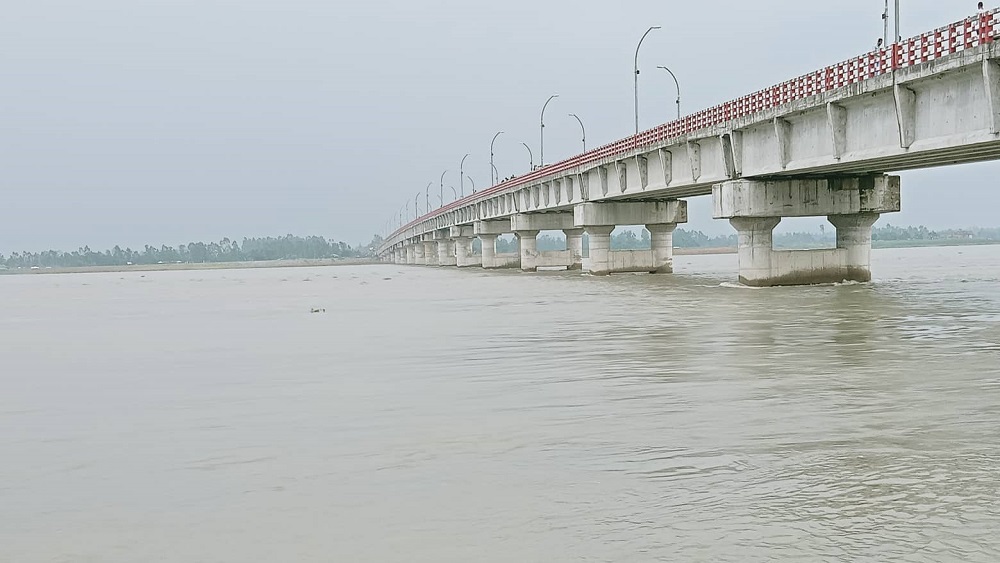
[407, 244, 419, 265]
[479, 234, 498, 268]
[475, 220, 520, 269]
[584, 226, 614, 276]
[435, 239, 456, 266]
[564, 229, 584, 270]
[511, 213, 576, 271]
[421, 236, 438, 266]
[829, 213, 880, 282]
[515, 230, 540, 272]
[647, 223, 678, 274]
[449, 226, 479, 268]
[573, 201, 688, 275]
[713, 175, 900, 287]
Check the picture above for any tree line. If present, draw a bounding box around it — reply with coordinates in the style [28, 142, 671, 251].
[1, 235, 376, 269]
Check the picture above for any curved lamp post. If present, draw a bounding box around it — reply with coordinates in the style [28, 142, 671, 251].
[657, 65, 681, 120]
[425, 182, 432, 214]
[414, 192, 420, 219]
[439, 171, 448, 207]
[540, 94, 558, 166]
[569, 113, 586, 152]
[634, 25, 661, 134]
[521, 142, 534, 170]
[490, 131, 503, 185]
[450, 186, 458, 200]
[467, 176, 476, 193]
[459, 153, 470, 197]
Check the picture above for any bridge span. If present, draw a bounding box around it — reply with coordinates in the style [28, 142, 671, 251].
[378, 10, 1000, 286]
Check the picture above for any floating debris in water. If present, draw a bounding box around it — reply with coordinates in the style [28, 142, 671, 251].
[310, 308, 326, 313]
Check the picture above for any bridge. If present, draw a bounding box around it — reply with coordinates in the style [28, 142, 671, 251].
[377, 10, 1000, 286]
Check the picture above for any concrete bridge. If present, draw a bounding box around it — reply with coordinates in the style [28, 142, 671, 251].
[378, 10, 1000, 286]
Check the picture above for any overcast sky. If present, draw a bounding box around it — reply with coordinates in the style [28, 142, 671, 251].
[2, 0, 997, 253]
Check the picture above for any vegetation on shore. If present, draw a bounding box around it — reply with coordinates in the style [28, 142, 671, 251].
[1, 235, 378, 270]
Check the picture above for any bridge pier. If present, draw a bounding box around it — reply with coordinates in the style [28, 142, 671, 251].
[406, 243, 418, 265]
[573, 201, 687, 276]
[713, 175, 900, 287]
[475, 220, 520, 269]
[511, 213, 577, 271]
[449, 226, 480, 268]
[433, 230, 457, 266]
[421, 235, 438, 266]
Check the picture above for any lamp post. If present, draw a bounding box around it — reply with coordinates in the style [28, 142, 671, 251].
[425, 182, 432, 214]
[490, 131, 503, 185]
[634, 25, 661, 134]
[569, 113, 586, 152]
[450, 186, 458, 200]
[459, 153, 469, 197]
[439, 171, 448, 207]
[467, 176, 476, 193]
[521, 142, 534, 170]
[414, 192, 420, 219]
[657, 65, 681, 120]
[540, 94, 558, 166]
[894, 0, 900, 42]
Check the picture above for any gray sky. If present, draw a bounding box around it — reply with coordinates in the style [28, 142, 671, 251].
[3, 0, 997, 253]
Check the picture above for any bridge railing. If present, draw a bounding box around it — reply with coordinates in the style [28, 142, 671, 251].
[385, 9, 999, 246]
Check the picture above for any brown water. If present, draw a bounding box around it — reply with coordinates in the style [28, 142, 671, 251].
[2, 246, 1000, 562]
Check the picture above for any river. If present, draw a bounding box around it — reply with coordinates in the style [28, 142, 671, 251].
[2, 246, 999, 562]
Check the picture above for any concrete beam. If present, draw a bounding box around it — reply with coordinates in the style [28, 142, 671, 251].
[984, 58, 1000, 134]
[712, 175, 900, 219]
[449, 225, 474, 238]
[893, 84, 917, 149]
[574, 200, 688, 227]
[474, 219, 511, 236]
[510, 212, 575, 232]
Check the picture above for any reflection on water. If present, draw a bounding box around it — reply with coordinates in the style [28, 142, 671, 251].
[1, 246, 1000, 562]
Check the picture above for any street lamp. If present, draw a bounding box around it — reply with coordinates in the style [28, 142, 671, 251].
[439, 170, 448, 207]
[634, 25, 661, 135]
[521, 142, 534, 170]
[895, 0, 900, 42]
[425, 182, 432, 214]
[460, 153, 470, 197]
[467, 176, 476, 193]
[540, 94, 558, 167]
[490, 131, 503, 185]
[414, 192, 421, 219]
[657, 65, 681, 120]
[569, 113, 586, 152]
[450, 186, 458, 200]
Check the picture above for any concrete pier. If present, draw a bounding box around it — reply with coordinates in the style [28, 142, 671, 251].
[450, 226, 479, 268]
[433, 230, 457, 266]
[475, 220, 520, 269]
[421, 235, 438, 266]
[574, 201, 687, 275]
[511, 213, 576, 271]
[713, 175, 900, 286]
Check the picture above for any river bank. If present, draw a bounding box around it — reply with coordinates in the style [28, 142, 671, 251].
[0, 258, 376, 276]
